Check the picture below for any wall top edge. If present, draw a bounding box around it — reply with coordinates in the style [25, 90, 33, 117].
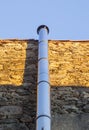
[0, 39, 38, 43]
[0, 39, 89, 43]
[48, 40, 89, 42]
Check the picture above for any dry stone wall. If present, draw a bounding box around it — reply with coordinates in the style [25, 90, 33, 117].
[49, 40, 89, 87]
[51, 87, 89, 130]
[0, 40, 38, 130]
[0, 39, 89, 130]
[49, 40, 89, 130]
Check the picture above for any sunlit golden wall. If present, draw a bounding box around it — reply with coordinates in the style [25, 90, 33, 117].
[0, 40, 37, 86]
[0, 40, 89, 87]
[49, 40, 89, 87]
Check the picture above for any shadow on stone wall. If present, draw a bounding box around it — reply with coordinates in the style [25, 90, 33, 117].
[0, 41, 38, 130]
[51, 86, 89, 130]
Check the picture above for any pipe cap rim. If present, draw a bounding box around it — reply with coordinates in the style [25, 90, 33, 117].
[37, 25, 49, 34]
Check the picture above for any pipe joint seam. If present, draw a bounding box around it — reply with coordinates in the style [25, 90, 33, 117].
[38, 80, 50, 86]
[36, 115, 51, 120]
[38, 57, 48, 61]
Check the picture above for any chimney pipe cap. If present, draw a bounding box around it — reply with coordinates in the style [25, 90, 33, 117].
[37, 25, 49, 34]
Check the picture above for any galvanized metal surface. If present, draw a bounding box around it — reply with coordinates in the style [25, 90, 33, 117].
[36, 25, 51, 130]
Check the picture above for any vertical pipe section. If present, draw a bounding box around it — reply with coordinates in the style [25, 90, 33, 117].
[36, 25, 51, 130]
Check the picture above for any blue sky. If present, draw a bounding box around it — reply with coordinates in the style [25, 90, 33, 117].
[0, 0, 89, 40]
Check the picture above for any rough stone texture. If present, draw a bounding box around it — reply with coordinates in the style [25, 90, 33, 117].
[0, 40, 89, 86]
[0, 39, 37, 86]
[51, 87, 89, 115]
[0, 40, 38, 130]
[0, 40, 89, 130]
[51, 87, 89, 130]
[49, 40, 89, 87]
[52, 113, 89, 130]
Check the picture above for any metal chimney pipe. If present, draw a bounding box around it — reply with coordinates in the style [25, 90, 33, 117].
[36, 25, 51, 130]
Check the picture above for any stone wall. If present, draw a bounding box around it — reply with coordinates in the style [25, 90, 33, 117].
[0, 39, 89, 130]
[51, 87, 89, 130]
[49, 40, 89, 130]
[0, 40, 38, 130]
[49, 40, 89, 87]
